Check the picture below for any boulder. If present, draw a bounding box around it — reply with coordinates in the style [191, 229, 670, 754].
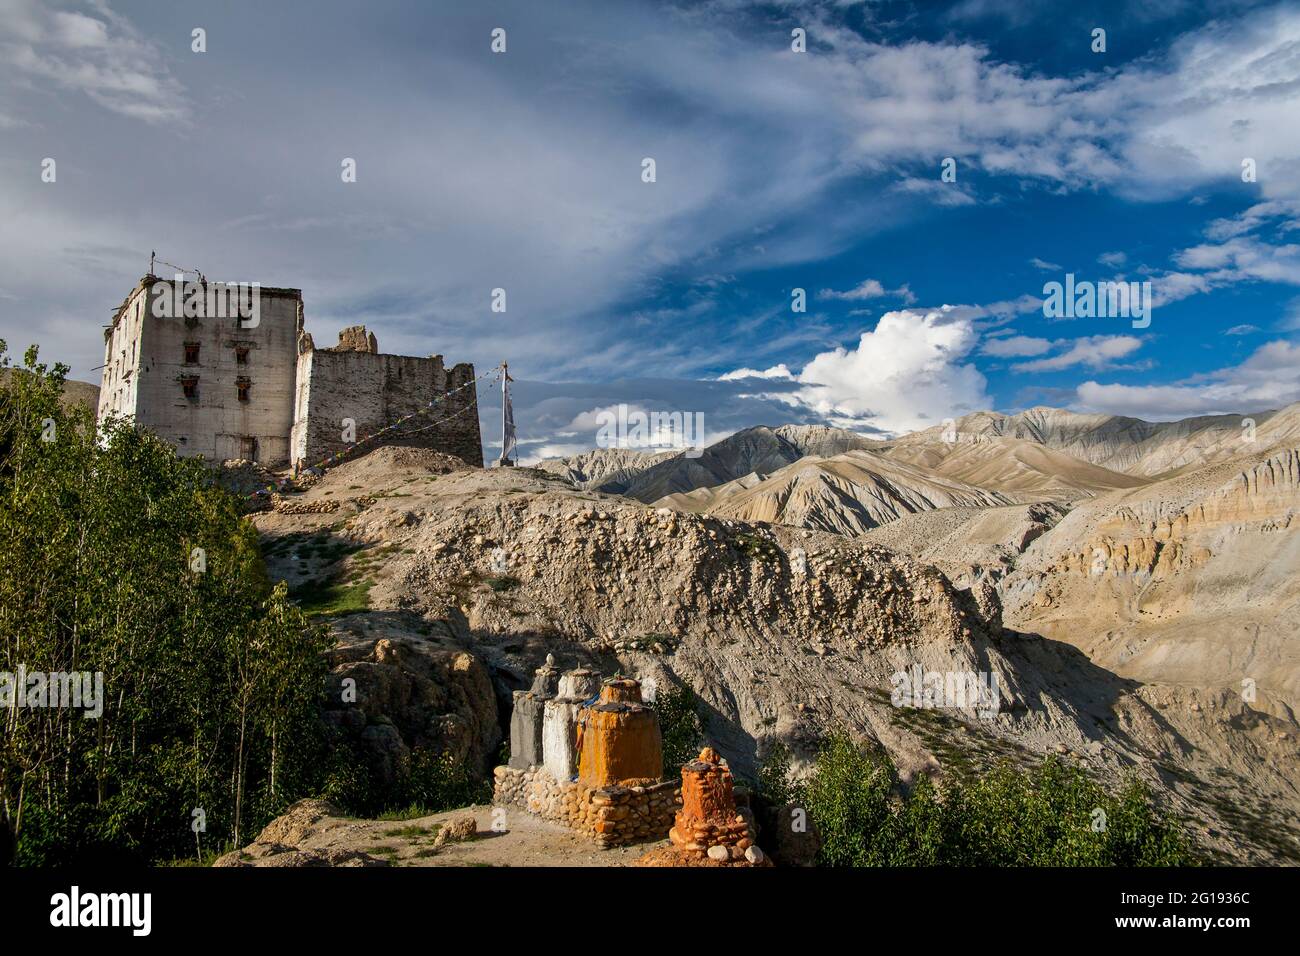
[433, 815, 477, 847]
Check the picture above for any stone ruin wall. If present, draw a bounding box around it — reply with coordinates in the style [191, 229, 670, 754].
[290, 326, 483, 469]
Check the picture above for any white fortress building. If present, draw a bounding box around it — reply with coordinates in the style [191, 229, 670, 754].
[97, 274, 483, 468]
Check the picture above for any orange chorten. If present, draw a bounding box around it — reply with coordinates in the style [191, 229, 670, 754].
[669, 748, 755, 858]
[575, 677, 663, 788]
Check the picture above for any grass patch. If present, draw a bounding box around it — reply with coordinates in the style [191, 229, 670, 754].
[733, 531, 780, 561]
[376, 804, 439, 822]
[289, 578, 373, 618]
[383, 824, 432, 839]
[159, 846, 227, 867]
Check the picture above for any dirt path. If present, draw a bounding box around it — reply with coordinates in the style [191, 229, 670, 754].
[218, 801, 670, 867]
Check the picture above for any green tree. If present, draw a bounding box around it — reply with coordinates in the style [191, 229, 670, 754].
[0, 342, 330, 864]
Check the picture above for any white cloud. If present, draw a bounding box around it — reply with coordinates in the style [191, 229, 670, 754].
[0, 0, 187, 122]
[793, 307, 991, 434]
[947, 294, 1043, 330]
[1173, 236, 1300, 285]
[717, 364, 795, 381]
[1140, 201, 1300, 310]
[981, 331, 1146, 370]
[1281, 296, 1300, 331]
[1203, 201, 1300, 241]
[1098, 250, 1127, 267]
[1092, 8, 1300, 202]
[1150, 270, 1221, 307]
[52, 12, 109, 48]
[888, 177, 977, 207]
[6, 0, 1300, 405]
[1029, 257, 1061, 271]
[1076, 340, 1300, 418]
[1224, 324, 1260, 335]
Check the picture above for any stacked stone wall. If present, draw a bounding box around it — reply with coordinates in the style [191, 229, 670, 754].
[493, 766, 681, 848]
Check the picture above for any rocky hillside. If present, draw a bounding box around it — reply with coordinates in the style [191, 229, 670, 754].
[597, 424, 878, 503]
[547, 406, 1280, 531]
[880, 435, 1149, 498]
[652, 437, 1148, 537]
[861, 501, 1070, 589]
[872, 445, 1300, 862]
[0, 369, 99, 417]
[654, 448, 1013, 535]
[536, 448, 677, 492]
[1000, 448, 1300, 716]
[250, 445, 1298, 863]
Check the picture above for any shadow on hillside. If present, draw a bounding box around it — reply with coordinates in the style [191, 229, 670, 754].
[989, 626, 1196, 763]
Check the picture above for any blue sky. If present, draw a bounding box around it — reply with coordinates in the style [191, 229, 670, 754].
[3, 0, 1300, 463]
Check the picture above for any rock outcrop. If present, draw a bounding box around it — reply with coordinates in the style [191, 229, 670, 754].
[213, 800, 390, 867]
[322, 616, 500, 780]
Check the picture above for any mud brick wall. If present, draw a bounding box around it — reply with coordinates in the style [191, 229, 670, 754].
[493, 766, 681, 848]
[291, 349, 483, 467]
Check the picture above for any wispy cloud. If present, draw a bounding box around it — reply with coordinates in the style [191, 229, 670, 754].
[0, 0, 188, 122]
[817, 278, 916, 303]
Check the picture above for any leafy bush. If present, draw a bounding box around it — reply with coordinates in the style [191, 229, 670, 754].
[755, 739, 806, 808]
[322, 740, 490, 819]
[652, 685, 704, 772]
[772, 730, 1193, 866]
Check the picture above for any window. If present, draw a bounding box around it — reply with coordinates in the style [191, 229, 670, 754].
[181, 376, 199, 400]
[183, 342, 200, 365]
[235, 345, 249, 365]
[237, 378, 251, 403]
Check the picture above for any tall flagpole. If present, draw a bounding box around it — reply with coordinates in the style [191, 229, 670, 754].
[497, 362, 515, 467]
